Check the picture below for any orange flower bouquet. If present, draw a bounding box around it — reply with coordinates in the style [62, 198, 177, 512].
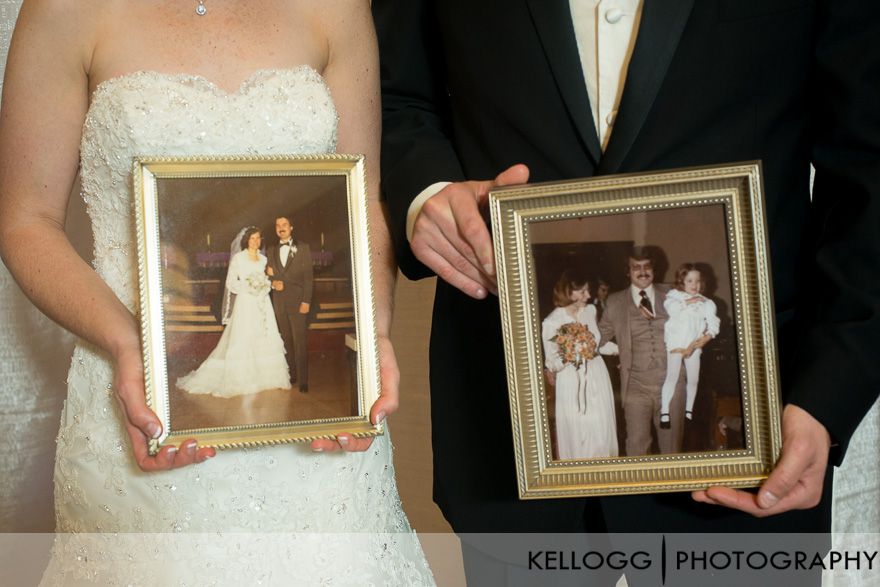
[550, 323, 597, 369]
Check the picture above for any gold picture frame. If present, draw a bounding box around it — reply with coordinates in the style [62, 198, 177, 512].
[134, 155, 381, 454]
[489, 162, 782, 498]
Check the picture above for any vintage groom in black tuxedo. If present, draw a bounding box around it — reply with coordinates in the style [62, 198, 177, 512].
[267, 216, 314, 391]
[374, 0, 879, 569]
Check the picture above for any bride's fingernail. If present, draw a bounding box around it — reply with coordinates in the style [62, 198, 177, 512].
[147, 422, 162, 439]
[338, 436, 350, 446]
[312, 446, 324, 452]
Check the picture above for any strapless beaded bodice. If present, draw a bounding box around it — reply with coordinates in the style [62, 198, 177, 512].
[47, 68, 432, 585]
[80, 67, 337, 309]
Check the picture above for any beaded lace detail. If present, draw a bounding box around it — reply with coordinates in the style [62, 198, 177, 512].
[46, 68, 433, 585]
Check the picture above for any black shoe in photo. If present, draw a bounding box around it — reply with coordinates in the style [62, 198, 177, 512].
[659, 413, 671, 429]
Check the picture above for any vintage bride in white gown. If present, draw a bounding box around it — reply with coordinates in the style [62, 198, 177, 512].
[0, 1, 433, 584]
[541, 271, 618, 460]
[177, 227, 292, 397]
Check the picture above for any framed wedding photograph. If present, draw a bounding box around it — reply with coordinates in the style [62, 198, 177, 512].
[133, 155, 382, 454]
[489, 162, 782, 498]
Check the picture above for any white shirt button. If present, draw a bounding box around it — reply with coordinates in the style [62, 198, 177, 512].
[606, 111, 617, 126]
[605, 8, 624, 24]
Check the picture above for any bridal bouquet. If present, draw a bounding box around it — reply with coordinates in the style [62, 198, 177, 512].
[551, 323, 597, 369]
[246, 272, 271, 295]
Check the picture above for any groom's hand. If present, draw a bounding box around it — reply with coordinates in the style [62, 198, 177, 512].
[692, 404, 830, 516]
[410, 164, 529, 299]
[310, 336, 400, 453]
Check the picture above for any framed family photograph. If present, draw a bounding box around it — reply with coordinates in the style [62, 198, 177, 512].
[133, 155, 382, 454]
[489, 162, 782, 498]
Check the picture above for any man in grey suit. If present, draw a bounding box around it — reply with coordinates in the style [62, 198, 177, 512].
[599, 247, 684, 456]
[267, 216, 313, 392]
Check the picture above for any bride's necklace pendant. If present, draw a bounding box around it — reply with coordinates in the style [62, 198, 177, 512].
[196, 1, 207, 15]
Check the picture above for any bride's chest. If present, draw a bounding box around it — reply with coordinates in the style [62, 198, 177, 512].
[81, 68, 338, 160]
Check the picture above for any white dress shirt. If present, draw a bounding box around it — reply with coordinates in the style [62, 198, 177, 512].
[629, 283, 656, 313]
[406, 0, 644, 241]
[279, 241, 293, 267]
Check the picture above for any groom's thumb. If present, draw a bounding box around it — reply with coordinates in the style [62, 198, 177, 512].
[494, 164, 530, 187]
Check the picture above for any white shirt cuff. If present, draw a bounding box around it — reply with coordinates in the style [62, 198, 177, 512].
[599, 342, 619, 356]
[405, 182, 452, 243]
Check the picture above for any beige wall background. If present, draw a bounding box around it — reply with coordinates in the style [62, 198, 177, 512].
[530, 205, 733, 316]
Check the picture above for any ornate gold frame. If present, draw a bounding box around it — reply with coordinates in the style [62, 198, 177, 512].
[134, 155, 381, 454]
[489, 162, 782, 498]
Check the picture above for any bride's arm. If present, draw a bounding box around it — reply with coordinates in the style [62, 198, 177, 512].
[225, 253, 245, 294]
[311, 0, 396, 452]
[0, 1, 212, 470]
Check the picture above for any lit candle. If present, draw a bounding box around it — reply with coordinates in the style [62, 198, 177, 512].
[321, 232, 325, 248]
[207, 233, 211, 247]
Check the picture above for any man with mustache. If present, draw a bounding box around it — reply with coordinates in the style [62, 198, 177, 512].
[598, 248, 684, 456]
[374, 0, 879, 582]
[267, 215, 313, 392]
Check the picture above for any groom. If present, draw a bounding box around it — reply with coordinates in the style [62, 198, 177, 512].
[375, 6, 880, 587]
[267, 215, 313, 392]
[598, 247, 685, 457]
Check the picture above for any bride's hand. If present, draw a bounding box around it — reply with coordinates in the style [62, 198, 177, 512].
[113, 345, 216, 470]
[310, 335, 400, 453]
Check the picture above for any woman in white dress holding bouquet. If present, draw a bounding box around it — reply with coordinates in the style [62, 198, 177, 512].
[542, 271, 618, 460]
[177, 226, 291, 397]
[0, 1, 433, 583]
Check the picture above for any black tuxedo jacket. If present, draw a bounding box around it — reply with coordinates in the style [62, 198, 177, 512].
[266, 241, 313, 311]
[374, 0, 880, 533]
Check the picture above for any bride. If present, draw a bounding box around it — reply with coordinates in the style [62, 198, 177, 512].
[177, 227, 292, 397]
[542, 271, 618, 460]
[0, 0, 433, 583]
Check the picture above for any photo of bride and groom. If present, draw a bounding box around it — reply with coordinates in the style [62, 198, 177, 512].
[157, 175, 357, 431]
[534, 206, 743, 461]
[176, 216, 313, 398]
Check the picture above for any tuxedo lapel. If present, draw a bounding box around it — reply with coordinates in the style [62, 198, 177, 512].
[598, 0, 696, 174]
[524, 0, 602, 165]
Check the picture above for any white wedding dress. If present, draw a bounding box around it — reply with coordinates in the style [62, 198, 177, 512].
[542, 304, 618, 460]
[42, 68, 433, 586]
[177, 250, 291, 397]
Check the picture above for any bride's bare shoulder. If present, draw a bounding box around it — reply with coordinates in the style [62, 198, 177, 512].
[13, 0, 119, 66]
[17, 0, 114, 35]
[305, 0, 373, 33]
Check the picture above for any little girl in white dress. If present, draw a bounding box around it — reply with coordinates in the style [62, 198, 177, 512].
[659, 264, 721, 426]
